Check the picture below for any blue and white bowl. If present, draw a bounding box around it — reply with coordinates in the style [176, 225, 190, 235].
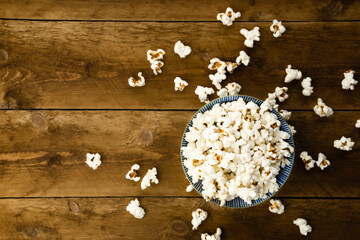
[180, 95, 295, 208]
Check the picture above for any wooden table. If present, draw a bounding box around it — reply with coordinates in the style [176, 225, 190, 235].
[0, 0, 359, 239]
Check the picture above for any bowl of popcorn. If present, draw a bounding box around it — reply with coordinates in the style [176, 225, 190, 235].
[181, 95, 295, 208]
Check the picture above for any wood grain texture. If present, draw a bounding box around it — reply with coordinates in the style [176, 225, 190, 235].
[0, 198, 359, 240]
[0, 0, 359, 21]
[0, 21, 359, 110]
[0, 110, 359, 198]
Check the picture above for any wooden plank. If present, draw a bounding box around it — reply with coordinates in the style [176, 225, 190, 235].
[0, 198, 359, 239]
[0, 0, 360, 21]
[0, 110, 359, 198]
[0, 21, 359, 110]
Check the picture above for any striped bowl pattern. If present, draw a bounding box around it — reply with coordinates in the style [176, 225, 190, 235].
[180, 95, 295, 208]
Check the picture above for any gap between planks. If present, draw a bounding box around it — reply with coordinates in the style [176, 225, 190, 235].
[0, 196, 358, 200]
[0, 18, 360, 23]
[0, 109, 359, 112]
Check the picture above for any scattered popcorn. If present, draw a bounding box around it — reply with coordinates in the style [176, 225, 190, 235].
[274, 87, 289, 102]
[147, 49, 165, 62]
[240, 27, 260, 48]
[201, 228, 222, 240]
[191, 208, 208, 230]
[225, 82, 241, 95]
[217, 88, 228, 98]
[300, 151, 315, 171]
[293, 218, 312, 236]
[288, 124, 296, 135]
[126, 199, 145, 219]
[86, 153, 101, 170]
[225, 62, 238, 74]
[279, 110, 291, 121]
[316, 153, 330, 170]
[147, 49, 165, 75]
[342, 70, 358, 90]
[126, 164, 141, 182]
[208, 58, 227, 74]
[265, 93, 279, 111]
[333, 136, 355, 151]
[150, 60, 164, 75]
[141, 167, 159, 190]
[313, 98, 333, 117]
[235, 51, 250, 66]
[128, 72, 145, 87]
[268, 199, 284, 214]
[216, 7, 241, 26]
[284, 65, 302, 83]
[174, 77, 189, 91]
[301, 77, 314, 96]
[209, 72, 227, 90]
[355, 120, 360, 128]
[182, 98, 294, 205]
[174, 40, 192, 58]
[195, 86, 215, 103]
[270, 19, 286, 38]
[186, 184, 194, 192]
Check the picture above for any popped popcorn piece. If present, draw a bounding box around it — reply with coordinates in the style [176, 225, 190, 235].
[274, 87, 289, 102]
[270, 19, 286, 38]
[147, 49, 165, 62]
[141, 167, 159, 190]
[186, 184, 194, 192]
[201, 228, 222, 240]
[150, 60, 164, 75]
[293, 218, 312, 236]
[265, 92, 279, 111]
[128, 72, 145, 87]
[195, 86, 215, 103]
[279, 109, 291, 121]
[209, 72, 227, 90]
[268, 199, 284, 214]
[191, 208, 208, 230]
[240, 27, 260, 48]
[225, 82, 241, 95]
[147, 49, 165, 75]
[316, 153, 330, 170]
[174, 40, 192, 58]
[182, 98, 294, 205]
[208, 58, 226, 74]
[86, 153, 101, 170]
[313, 98, 333, 117]
[355, 119, 360, 128]
[342, 70, 358, 90]
[333, 136, 355, 151]
[126, 164, 140, 182]
[235, 51, 250, 66]
[300, 151, 315, 171]
[226, 62, 238, 74]
[301, 77, 314, 96]
[126, 199, 145, 219]
[288, 124, 296, 135]
[174, 77, 189, 91]
[216, 7, 241, 26]
[217, 88, 228, 98]
[284, 65, 302, 83]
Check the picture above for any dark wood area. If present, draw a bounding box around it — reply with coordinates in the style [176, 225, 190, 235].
[0, 21, 359, 109]
[0, 198, 359, 239]
[0, 0, 359, 239]
[0, 0, 359, 21]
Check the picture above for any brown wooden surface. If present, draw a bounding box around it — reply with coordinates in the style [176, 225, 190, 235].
[0, 110, 359, 199]
[0, 0, 359, 239]
[0, 0, 359, 21]
[0, 198, 359, 240]
[0, 21, 359, 109]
